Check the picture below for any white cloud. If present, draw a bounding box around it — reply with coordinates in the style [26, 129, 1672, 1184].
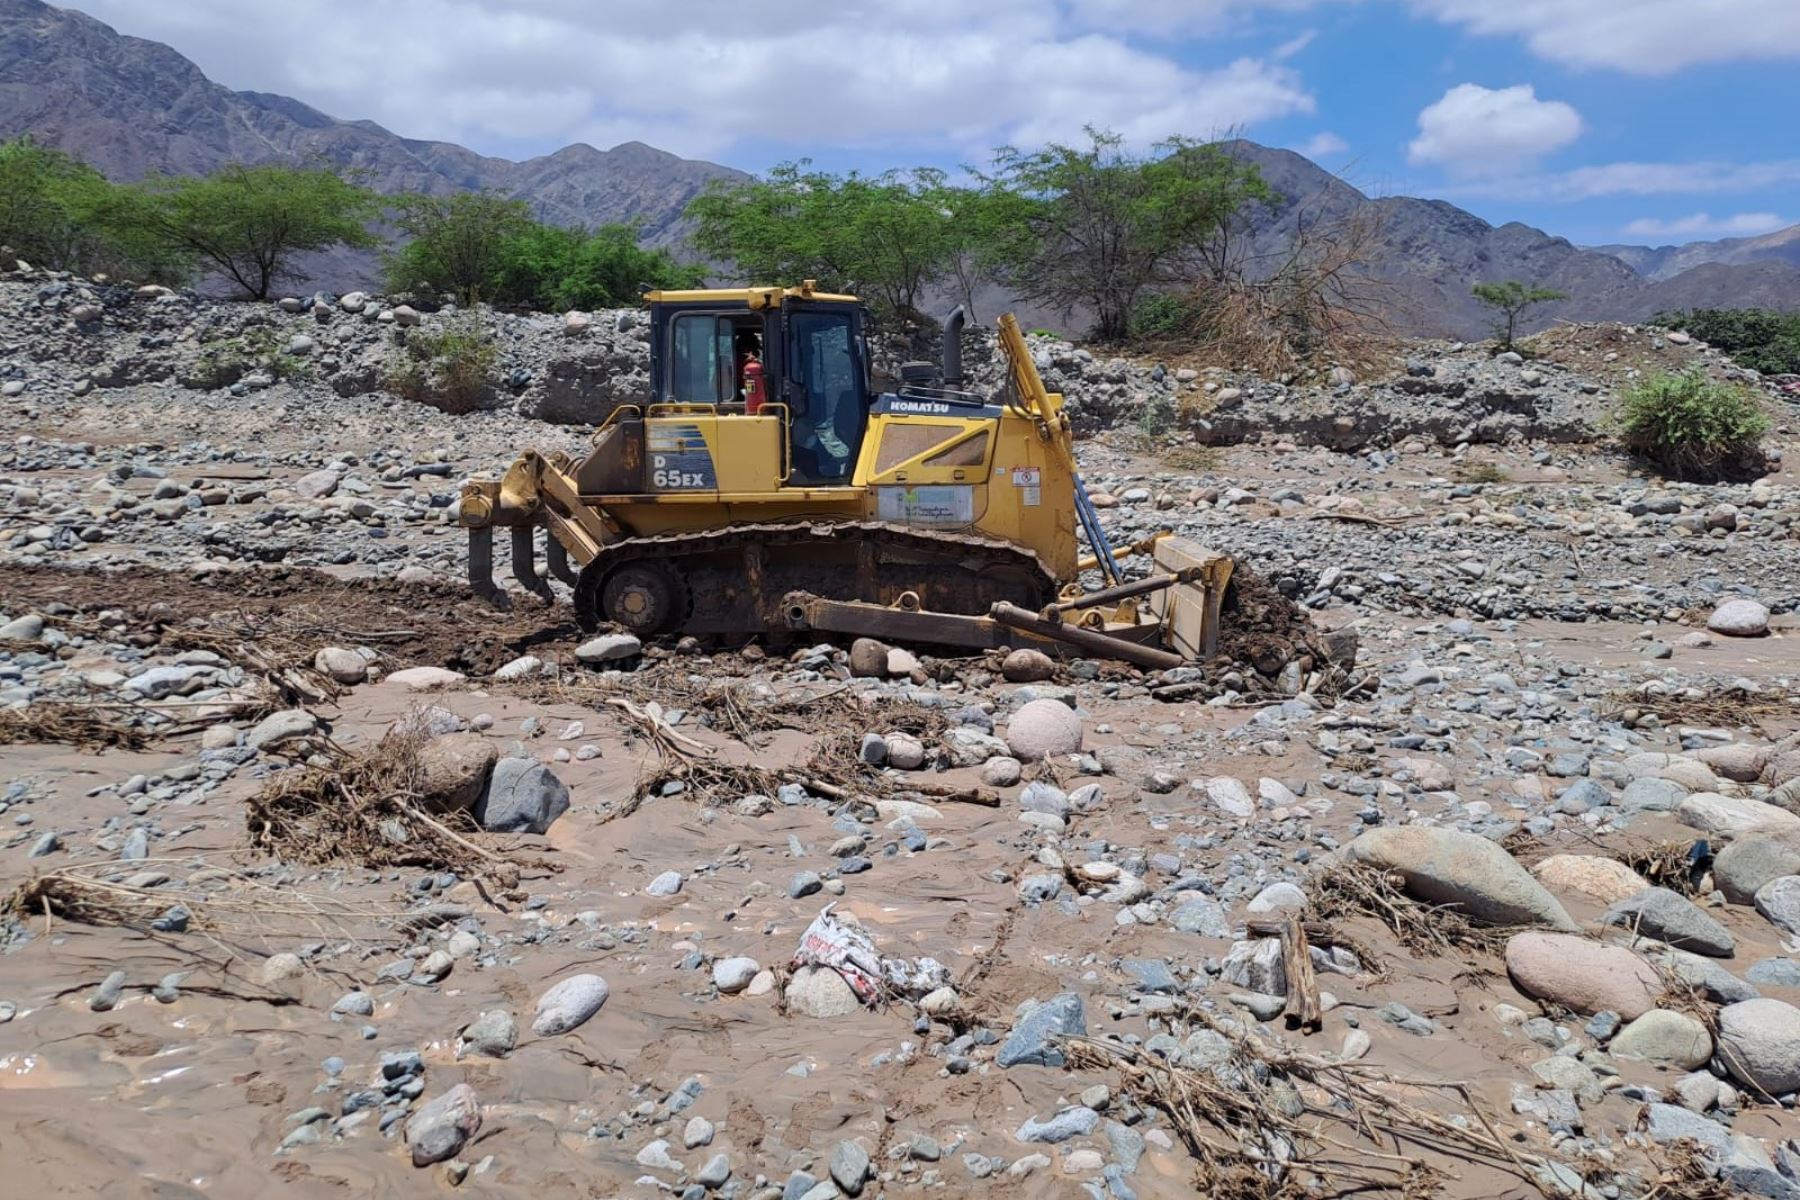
[1273, 29, 1319, 59]
[1446, 159, 1800, 201]
[1622, 212, 1789, 240]
[69, 0, 1314, 162]
[1407, 83, 1582, 176]
[1412, 0, 1800, 74]
[1294, 131, 1349, 158]
[1064, 0, 1334, 35]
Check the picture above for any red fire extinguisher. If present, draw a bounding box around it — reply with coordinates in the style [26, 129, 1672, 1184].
[742, 354, 766, 414]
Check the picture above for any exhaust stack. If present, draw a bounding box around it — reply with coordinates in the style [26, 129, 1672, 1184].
[941, 305, 966, 387]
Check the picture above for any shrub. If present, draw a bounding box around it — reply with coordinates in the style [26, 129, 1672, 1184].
[1618, 368, 1769, 480]
[387, 315, 498, 414]
[1652, 308, 1800, 375]
[1128, 292, 1206, 342]
[188, 325, 306, 389]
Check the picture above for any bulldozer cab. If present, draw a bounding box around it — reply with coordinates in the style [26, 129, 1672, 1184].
[647, 284, 873, 485]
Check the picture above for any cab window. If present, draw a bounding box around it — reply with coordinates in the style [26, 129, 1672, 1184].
[670, 314, 731, 403]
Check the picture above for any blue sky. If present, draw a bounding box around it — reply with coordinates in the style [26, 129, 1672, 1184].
[74, 0, 1800, 247]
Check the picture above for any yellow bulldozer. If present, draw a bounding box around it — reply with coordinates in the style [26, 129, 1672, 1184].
[458, 282, 1233, 670]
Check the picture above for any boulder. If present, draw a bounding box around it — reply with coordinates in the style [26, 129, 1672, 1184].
[575, 633, 641, 664]
[245, 709, 319, 751]
[456, 1009, 518, 1059]
[313, 646, 368, 684]
[1602, 887, 1735, 956]
[1610, 1009, 1714, 1069]
[1505, 932, 1663, 1019]
[1714, 826, 1800, 904]
[997, 992, 1086, 1068]
[1344, 826, 1577, 930]
[532, 973, 610, 1036]
[415, 732, 498, 814]
[385, 666, 467, 691]
[1001, 648, 1057, 683]
[1754, 875, 1800, 935]
[293, 469, 340, 499]
[1677, 791, 1800, 836]
[786, 965, 859, 1018]
[1693, 743, 1767, 783]
[848, 638, 889, 678]
[1530, 854, 1650, 905]
[712, 956, 760, 994]
[1717, 998, 1800, 1095]
[475, 758, 570, 833]
[1004, 698, 1083, 763]
[405, 1083, 481, 1167]
[1707, 598, 1770, 638]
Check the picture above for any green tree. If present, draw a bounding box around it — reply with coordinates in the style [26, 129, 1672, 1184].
[686, 163, 956, 321]
[385, 191, 534, 303]
[491, 221, 703, 310]
[0, 137, 189, 282]
[126, 164, 380, 299]
[1472, 280, 1566, 350]
[978, 129, 1271, 342]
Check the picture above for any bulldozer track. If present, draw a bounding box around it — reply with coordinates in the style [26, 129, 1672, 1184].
[573, 521, 1058, 636]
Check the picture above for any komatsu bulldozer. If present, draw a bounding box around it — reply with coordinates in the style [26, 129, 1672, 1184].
[458, 282, 1233, 669]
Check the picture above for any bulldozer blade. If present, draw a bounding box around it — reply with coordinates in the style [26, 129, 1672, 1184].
[467, 526, 510, 607]
[510, 526, 554, 602]
[544, 536, 579, 587]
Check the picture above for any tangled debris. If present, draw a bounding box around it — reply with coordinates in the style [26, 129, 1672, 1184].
[1305, 861, 1518, 960]
[245, 730, 531, 884]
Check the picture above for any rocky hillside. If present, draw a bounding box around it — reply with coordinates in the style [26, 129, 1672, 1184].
[1595, 224, 1800, 281]
[1221, 143, 1800, 337]
[0, 0, 740, 244]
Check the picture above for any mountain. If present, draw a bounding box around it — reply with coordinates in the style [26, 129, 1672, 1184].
[1220, 143, 1800, 337]
[1591, 224, 1800, 281]
[0, 0, 742, 245]
[3, 0, 1797, 336]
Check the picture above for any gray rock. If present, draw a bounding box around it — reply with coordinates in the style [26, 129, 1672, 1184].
[786, 965, 859, 1018]
[457, 1009, 517, 1058]
[1748, 958, 1800, 987]
[532, 973, 609, 1036]
[332, 990, 374, 1016]
[313, 646, 368, 684]
[1171, 897, 1231, 937]
[712, 956, 760, 994]
[1643, 1102, 1730, 1156]
[1345, 826, 1577, 930]
[1015, 1106, 1099, 1143]
[0, 614, 44, 640]
[1246, 881, 1307, 913]
[997, 992, 1086, 1068]
[1222, 938, 1286, 996]
[1004, 698, 1082, 762]
[415, 732, 498, 814]
[788, 871, 823, 898]
[684, 1116, 715, 1148]
[90, 970, 127, 1012]
[575, 633, 642, 664]
[1611, 1008, 1714, 1069]
[646, 870, 683, 897]
[696, 1153, 731, 1188]
[1708, 599, 1770, 638]
[1715, 829, 1800, 903]
[1621, 777, 1688, 813]
[1603, 887, 1735, 956]
[475, 758, 570, 833]
[1659, 947, 1760, 1004]
[1717, 997, 1800, 1095]
[405, 1083, 481, 1167]
[1754, 875, 1800, 935]
[246, 708, 319, 751]
[829, 1140, 870, 1195]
